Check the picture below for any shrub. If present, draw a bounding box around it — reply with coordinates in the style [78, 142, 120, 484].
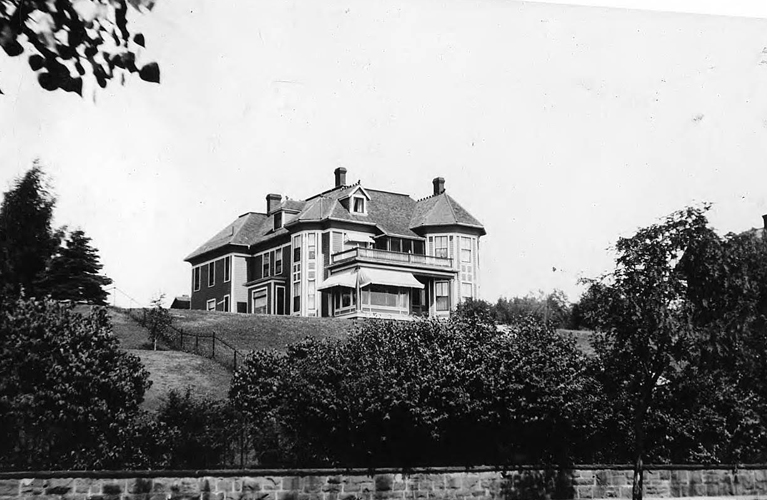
[0, 297, 151, 470]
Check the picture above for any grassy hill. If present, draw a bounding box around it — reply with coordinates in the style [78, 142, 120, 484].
[166, 309, 355, 353]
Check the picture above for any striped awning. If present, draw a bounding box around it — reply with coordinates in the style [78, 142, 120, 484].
[316, 269, 358, 290]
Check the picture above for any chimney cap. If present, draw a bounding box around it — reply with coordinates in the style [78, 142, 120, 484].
[432, 177, 446, 195]
[334, 167, 347, 187]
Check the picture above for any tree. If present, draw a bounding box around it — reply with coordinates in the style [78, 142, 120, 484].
[583, 206, 712, 500]
[494, 289, 572, 328]
[0, 297, 151, 469]
[43, 229, 113, 304]
[0, 0, 160, 95]
[0, 164, 60, 300]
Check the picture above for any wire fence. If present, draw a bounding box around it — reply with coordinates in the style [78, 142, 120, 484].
[127, 308, 246, 372]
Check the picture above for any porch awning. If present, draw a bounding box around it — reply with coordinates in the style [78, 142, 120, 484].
[345, 233, 375, 244]
[359, 268, 424, 289]
[317, 269, 358, 290]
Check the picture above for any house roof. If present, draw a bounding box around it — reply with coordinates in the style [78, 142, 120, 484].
[410, 193, 486, 235]
[187, 177, 485, 261]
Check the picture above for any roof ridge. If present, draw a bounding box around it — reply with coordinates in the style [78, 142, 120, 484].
[444, 193, 459, 222]
[415, 192, 440, 203]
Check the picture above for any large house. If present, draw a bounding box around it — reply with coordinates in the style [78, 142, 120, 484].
[184, 168, 486, 320]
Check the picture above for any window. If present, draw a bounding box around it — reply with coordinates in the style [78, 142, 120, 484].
[352, 196, 366, 214]
[307, 279, 316, 310]
[293, 286, 300, 314]
[390, 238, 401, 253]
[332, 231, 343, 254]
[461, 283, 473, 300]
[252, 288, 267, 314]
[223, 295, 230, 312]
[262, 252, 270, 278]
[275, 248, 283, 275]
[434, 236, 448, 258]
[334, 288, 356, 312]
[273, 212, 283, 231]
[276, 285, 286, 315]
[193, 267, 201, 291]
[293, 235, 302, 263]
[461, 237, 472, 263]
[208, 262, 215, 287]
[224, 256, 231, 283]
[308, 233, 316, 260]
[435, 281, 450, 311]
[362, 285, 406, 308]
[206, 299, 216, 311]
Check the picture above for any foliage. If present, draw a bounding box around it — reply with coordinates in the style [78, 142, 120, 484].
[494, 289, 573, 328]
[231, 315, 597, 468]
[43, 229, 113, 304]
[0, 164, 60, 300]
[0, 164, 112, 305]
[0, 0, 159, 95]
[0, 297, 151, 470]
[156, 388, 243, 469]
[143, 294, 172, 350]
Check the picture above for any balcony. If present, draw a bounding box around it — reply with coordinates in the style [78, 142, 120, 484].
[331, 247, 453, 270]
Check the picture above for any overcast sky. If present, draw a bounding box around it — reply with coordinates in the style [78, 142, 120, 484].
[1, 0, 767, 307]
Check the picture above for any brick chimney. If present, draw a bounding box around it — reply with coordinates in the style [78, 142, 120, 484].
[432, 177, 445, 195]
[266, 193, 282, 214]
[334, 167, 347, 187]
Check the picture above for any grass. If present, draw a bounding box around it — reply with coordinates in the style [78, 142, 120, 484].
[129, 349, 232, 412]
[166, 309, 355, 353]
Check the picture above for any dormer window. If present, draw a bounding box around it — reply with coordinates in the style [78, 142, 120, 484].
[274, 211, 283, 230]
[352, 196, 366, 215]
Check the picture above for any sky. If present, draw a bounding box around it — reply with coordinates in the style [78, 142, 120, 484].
[1, 0, 767, 307]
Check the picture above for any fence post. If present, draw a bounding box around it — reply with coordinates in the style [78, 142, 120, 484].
[233, 350, 237, 371]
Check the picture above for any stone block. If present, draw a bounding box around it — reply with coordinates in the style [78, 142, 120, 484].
[593, 485, 607, 499]
[375, 476, 393, 492]
[604, 486, 620, 498]
[705, 482, 720, 497]
[244, 493, 275, 500]
[461, 476, 479, 492]
[243, 479, 262, 493]
[344, 479, 374, 494]
[202, 492, 225, 500]
[339, 494, 361, 500]
[216, 481, 235, 494]
[153, 479, 175, 494]
[576, 486, 593, 499]
[129, 479, 154, 495]
[125, 494, 151, 500]
[573, 472, 595, 487]
[224, 491, 243, 500]
[150, 494, 170, 500]
[595, 471, 609, 487]
[736, 471, 755, 494]
[277, 492, 299, 500]
[373, 493, 404, 500]
[20, 479, 44, 495]
[618, 486, 632, 499]
[102, 483, 124, 496]
[282, 479, 301, 492]
[607, 472, 628, 487]
[669, 470, 687, 485]
[304, 477, 324, 493]
[0, 481, 19, 496]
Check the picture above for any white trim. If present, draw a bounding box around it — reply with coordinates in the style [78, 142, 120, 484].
[275, 284, 286, 315]
[222, 294, 231, 312]
[207, 261, 215, 287]
[190, 252, 249, 269]
[206, 299, 216, 311]
[223, 255, 232, 283]
[252, 287, 268, 314]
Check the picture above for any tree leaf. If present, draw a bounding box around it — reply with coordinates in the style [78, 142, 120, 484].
[139, 62, 160, 83]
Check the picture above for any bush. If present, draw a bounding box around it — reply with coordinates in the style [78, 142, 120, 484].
[231, 315, 596, 468]
[0, 297, 151, 470]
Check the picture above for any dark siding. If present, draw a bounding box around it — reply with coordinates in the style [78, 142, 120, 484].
[321, 233, 330, 279]
[190, 258, 232, 310]
[254, 255, 263, 281]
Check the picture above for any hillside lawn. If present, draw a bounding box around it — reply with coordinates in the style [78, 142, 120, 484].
[166, 309, 355, 353]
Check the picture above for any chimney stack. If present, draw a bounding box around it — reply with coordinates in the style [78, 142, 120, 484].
[432, 177, 445, 195]
[266, 193, 282, 214]
[334, 167, 347, 187]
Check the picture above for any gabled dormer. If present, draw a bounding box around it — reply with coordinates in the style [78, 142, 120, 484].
[340, 185, 371, 216]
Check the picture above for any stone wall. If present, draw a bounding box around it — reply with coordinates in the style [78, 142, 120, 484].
[0, 467, 766, 500]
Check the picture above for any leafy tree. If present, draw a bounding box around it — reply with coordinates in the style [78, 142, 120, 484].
[43, 228, 112, 304]
[0, 297, 151, 469]
[0, 0, 159, 95]
[0, 164, 60, 300]
[494, 289, 572, 328]
[156, 388, 242, 469]
[583, 206, 713, 500]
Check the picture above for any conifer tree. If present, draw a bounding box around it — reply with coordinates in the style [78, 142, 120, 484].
[44, 229, 113, 305]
